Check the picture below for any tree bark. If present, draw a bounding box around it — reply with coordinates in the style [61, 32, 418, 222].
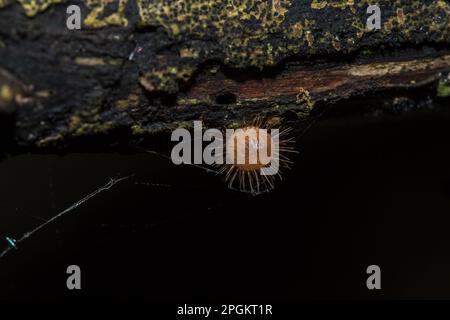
[0, 0, 449, 152]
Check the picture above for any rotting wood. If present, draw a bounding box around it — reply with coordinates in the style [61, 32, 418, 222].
[0, 0, 449, 152]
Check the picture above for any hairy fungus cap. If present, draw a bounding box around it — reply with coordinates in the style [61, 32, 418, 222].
[226, 126, 273, 171]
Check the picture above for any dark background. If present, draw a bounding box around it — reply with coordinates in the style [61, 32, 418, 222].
[1, 99, 450, 300]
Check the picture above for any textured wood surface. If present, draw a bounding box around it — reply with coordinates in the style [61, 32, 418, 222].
[0, 0, 449, 152]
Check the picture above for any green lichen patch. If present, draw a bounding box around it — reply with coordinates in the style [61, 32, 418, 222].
[437, 79, 450, 98]
[11, 0, 63, 17]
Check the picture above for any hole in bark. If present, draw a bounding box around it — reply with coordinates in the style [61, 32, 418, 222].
[215, 92, 237, 105]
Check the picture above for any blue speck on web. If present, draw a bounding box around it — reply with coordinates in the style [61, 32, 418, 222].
[6, 237, 17, 249]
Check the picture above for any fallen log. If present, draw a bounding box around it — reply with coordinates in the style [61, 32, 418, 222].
[0, 0, 449, 152]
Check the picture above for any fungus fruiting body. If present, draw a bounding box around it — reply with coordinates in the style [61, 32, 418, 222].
[218, 120, 296, 195]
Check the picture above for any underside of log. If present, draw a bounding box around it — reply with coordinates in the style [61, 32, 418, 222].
[0, 0, 449, 153]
